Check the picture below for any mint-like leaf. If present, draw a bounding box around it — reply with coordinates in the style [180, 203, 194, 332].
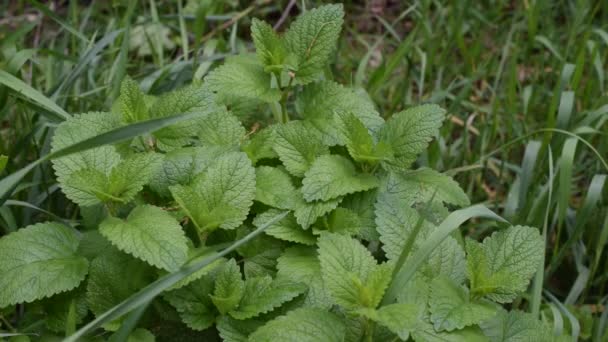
[99, 205, 188, 271]
[0, 223, 88, 307]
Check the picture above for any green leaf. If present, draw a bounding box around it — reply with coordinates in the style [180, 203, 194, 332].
[86, 249, 153, 331]
[229, 276, 306, 319]
[206, 55, 281, 103]
[210, 259, 244, 314]
[51, 112, 123, 206]
[325, 207, 363, 236]
[242, 125, 278, 163]
[217, 315, 263, 342]
[375, 200, 434, 261]
[249, 307, 346, 342]
[412, 322, 489, 342]
[3, 109, 206, 206]
[0, 223, 88, 307]
[254, 210, 316, 245]
[127, 328, 155, 342]
[197, 110, 245, 147]
[164, 275, 216, 331]
[358, 303, 421, 340]
[302, 155, 378, 201]
[149, 84, 219, 150]
[255, 166, 299, 209]
[284, 4, 344, 84]
[149, 146, 226, 197]
[423, 236, 467, 285]
[379, 104, 446, 170]
[251, 18, 286, 69]
[318, 232, 391, 309]
[276, 246, 331, 309]
[480, 310, 554, 342]
[294, 196, 342, 229]
[466, 226, 544, 303]
[99, 205, 189, 271]
[382, 169, 470, 209]
[107, 152, 163, 202]
[119, 76, 148, 123]
[67, 211, 288, 342]
[383, 205, 506, 304]
[297, 81, 384, 145]
[336, 111, 391, 163]
[170, 152, 255, 231]
[273, 120, 329, 177]
[429, 277, 497, 332]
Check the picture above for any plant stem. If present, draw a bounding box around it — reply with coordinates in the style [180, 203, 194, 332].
[279, 75, 295, 123]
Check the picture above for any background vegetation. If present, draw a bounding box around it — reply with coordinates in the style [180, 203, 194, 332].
[1, 0, 607, 340]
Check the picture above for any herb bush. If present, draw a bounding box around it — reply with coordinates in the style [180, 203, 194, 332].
[0, 4, 565, 341]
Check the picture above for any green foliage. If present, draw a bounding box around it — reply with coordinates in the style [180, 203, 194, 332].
[0, 3, 575, 341]
[0, 223, 88, 307]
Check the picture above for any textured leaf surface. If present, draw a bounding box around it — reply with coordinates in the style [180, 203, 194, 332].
[210, 259, 244, 314]
[150, 84, 219, 150]
[412, 322, 489, 342]
[466, 226, 544, 303]
[119, 76, 148, 123]
[374, 202, 434, 261]
[149, 146, 225, 197]
[302, 154, 378, 201]
[0, 223, 88, 307]
[429, 277, 497, 331]
[294, 196, 342, 229]
[170, 152, 255, 231]
[379, 104, 446, 170]
[107, 152, 163, 202]
[318, 232, 391, 309]
[99, 205, 188, 271]
[251, 18, 286, 68]
[359, 303, 421, 340]
[217, 316, 263, 342]
[229, 276, 306, 319]
[86, 249, 152, 330]
[164, 276, 216, 331]
[197, 110, 245, 147]
[249, 308, 346, 342]
[298, 81, 384, 145]
[254, 210, 316, 245]
[480, 310, 554, 342]
[273, 120, 328, 177]
[51, 112, 122, 206]
[284, 4, 344, 84]
[380, 169, 470, 208]
[423, 236, 467, 284]
[255, 166, 299, 209]
[206, 56, 281, 102]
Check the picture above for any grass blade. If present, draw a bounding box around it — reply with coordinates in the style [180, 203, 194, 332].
[0, 70, 70, 121]
[65, 211, 288, 342]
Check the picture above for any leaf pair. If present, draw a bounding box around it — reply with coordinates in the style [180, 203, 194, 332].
[251, 4, 344, 84]
[337, 104, 447, 170]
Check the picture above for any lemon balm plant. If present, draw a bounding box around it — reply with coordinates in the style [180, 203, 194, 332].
[0, 4, 568, 341]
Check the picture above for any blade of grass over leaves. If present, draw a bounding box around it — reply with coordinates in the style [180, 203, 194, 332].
[0, 70, 70, 121]
[0, 111, 203, 205]
[383, 204, 506, 304]
[64, 211, 287, 342]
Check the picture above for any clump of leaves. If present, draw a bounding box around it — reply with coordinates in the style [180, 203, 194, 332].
[0, 4, 566, 341]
